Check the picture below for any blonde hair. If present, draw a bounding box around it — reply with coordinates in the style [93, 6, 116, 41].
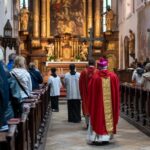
[14, 56, 26, 69]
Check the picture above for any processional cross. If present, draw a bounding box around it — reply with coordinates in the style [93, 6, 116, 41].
[81, 28, 105, 60]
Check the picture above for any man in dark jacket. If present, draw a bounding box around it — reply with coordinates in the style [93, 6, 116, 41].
[28, 62, 43, 90]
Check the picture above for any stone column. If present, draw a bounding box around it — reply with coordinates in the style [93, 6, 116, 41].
[33, 0, 39, 38]
[60, 38, 63, 58]
[83, 0, 87, 37]
[87, 0, 93, 35]
[94, 0, 101, 37]
[56, 39, 58, 59]
[47, 0, 50, 37]
[41, 0, 47, 38]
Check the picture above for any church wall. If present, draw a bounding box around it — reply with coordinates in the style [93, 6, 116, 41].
[118, 0, 150, 69]
[118, 0, 138, 69]
[0, 0, 18, 63]
[111, 0, 118, 31]
[0, 0, 14, 37]
[138, 5, 150, 62]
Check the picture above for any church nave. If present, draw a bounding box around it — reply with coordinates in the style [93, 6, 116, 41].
[45, 103, 150, 150]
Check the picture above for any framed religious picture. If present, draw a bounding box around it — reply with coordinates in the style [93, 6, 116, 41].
[50, 0, 85, 36]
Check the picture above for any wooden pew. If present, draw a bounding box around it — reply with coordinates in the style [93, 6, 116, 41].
[0, 125, 17, 150]
[145, 91, 150, 126]
[0, 84, 51, 150]
[120, 83, 150, 136]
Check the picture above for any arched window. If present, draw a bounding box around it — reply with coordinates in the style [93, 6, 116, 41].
[20, 0, 28, 8]
[102, 0, 112, 32]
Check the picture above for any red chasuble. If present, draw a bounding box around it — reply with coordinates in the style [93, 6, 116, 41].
[88, 70, 120, 135]
[79, 67, 98, 116]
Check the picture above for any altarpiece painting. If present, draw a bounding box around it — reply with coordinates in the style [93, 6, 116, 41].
[50, 0, 84, 36]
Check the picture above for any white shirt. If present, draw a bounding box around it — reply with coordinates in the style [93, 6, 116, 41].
[64, 72, 81, 100]
[141, 72, 150, 90]
[132, 69, 143, 86]
[48, 76, 62, 96]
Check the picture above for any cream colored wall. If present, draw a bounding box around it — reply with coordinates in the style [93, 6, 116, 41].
[0, 0, 18, 63]
[138, 5, 150, 61]
[118, 0, 150, 69]
[118, 0, 138, 69]
[0, 0, 14, 37]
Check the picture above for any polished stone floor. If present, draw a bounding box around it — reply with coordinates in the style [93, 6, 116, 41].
[45, 103, 150, 150]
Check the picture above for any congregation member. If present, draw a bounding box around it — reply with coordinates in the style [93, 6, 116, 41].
[87, 57, 120, 144]
[48, 67, 62, 112]
[28, 62, 43, 90]
[143, 57, 150, 67]
[11, 56, 32, 99]
[141, 63, 150, 90]
[132, 63, 144, 87]
[64, 64, 81, 123]
[0, 48, 14, 131]
[7, 53, 16, 71]
[79, 58, 98, 129]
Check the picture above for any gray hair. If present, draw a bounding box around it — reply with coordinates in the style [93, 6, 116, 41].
[29, 62, 36, 69]
[14, 56, 26, 69]
[145, 63, 150, 71]
[8, 53, 16, 61]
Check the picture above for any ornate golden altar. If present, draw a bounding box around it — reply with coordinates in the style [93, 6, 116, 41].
[46, 33, 83, 62]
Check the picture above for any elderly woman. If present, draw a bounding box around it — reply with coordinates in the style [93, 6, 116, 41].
[132, 63, 144, 87]
[11, 56, 32, 99]
[141, 63, 150, 90]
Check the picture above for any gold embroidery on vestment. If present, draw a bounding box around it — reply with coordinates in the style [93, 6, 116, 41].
[102, 77, 113, 133]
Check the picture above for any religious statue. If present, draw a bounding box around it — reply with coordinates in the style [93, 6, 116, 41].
[20, 6, 29, 31]
[80, 42, 88, 61]
[46, 43, 55, 61]
[62, 0, 71, 16]
[128, 29, 135, 58]
[104, 6, 115, 32]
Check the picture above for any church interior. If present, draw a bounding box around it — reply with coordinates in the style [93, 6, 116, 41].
[0, 0, 150, 150]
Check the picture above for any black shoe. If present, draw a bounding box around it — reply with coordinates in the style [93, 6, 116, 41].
[92, 141, 109, 146]
[102, 141, 109, 145]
